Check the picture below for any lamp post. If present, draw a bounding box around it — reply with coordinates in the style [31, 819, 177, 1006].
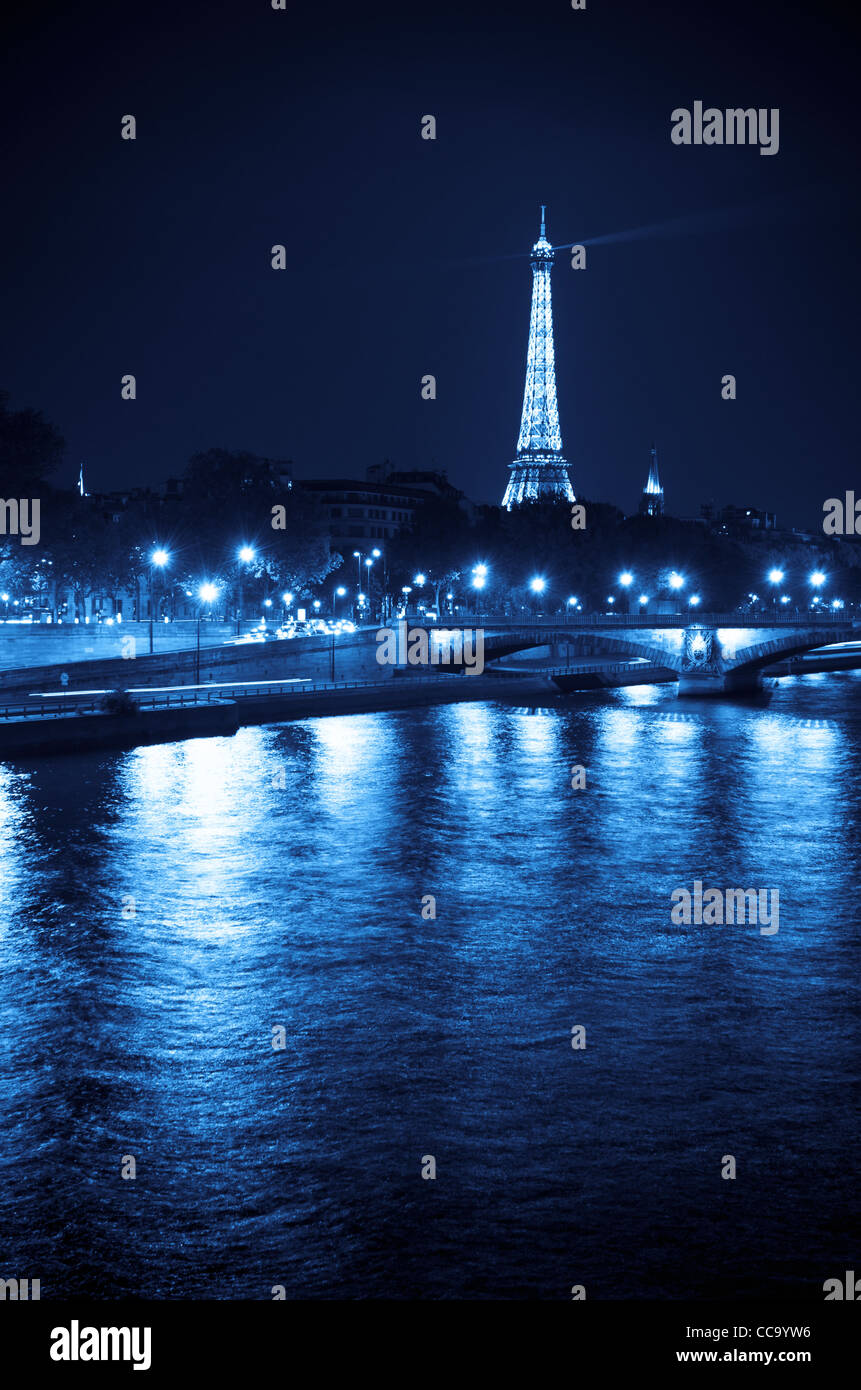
[149, 548, 169, 654]
[196, 582, 218, 683]
[470, 565, 487, 622]
[529, 575, 546, 618]
[767, 568, 784, 609]
[618, 570, 633, 615]
[809, 571, 826, 611]
[365, 557, 374, 618]
[668, 571, 685, 611]
[471, 571, 486, 623]
[237, 546, 254, 635]
[334, 585, 347, 619]
[352, 550, 363, 616]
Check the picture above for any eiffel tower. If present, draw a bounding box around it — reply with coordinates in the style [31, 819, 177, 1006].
[502, 208, 575, 509]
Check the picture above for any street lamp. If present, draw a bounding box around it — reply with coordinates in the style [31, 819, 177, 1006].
[196, 582, 219, 683]
[689, 593, 701, 607]
[619, 572, 633, 587]
[149, 548, 169, 654]
[236, 545, 255, 634]
[529, 576, 546, 617]
[351, 550, 364, 614]
[639, 594, 649, 608]
[334, 585, 347, 618]
[668, 572, 684, 590]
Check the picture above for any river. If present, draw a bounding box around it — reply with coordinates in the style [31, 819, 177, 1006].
[1, 673, 858, 1298]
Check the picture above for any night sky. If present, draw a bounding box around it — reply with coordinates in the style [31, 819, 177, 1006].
[2, 0, 858, 526]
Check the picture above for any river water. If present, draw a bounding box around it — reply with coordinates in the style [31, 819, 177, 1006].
[1, 674, 858, 1299]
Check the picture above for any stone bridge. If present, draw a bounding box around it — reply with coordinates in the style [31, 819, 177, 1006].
[475, 613, 856, 695]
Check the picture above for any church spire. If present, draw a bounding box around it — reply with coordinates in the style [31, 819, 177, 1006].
[639, 444, 664, 516]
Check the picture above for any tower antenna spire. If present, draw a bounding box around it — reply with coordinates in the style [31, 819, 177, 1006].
[540, 204, 546, 239]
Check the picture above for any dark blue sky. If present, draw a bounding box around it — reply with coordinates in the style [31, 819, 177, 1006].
[2, 0, 858, 526]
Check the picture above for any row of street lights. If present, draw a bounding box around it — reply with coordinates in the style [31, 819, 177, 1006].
[147, 548, 844, 645]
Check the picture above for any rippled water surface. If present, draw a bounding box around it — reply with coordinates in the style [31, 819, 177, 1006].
[1, 674, 859, 1298]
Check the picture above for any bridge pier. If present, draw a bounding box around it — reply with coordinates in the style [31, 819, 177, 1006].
[677, 625, 764, 697]
[677, 667, 763, 697]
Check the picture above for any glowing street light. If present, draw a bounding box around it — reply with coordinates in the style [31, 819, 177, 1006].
[414, 572, 426, 586]
[236, 546, 255, 633]
[768, 568, 784, 585]
[780, 594, 791, 605]
[689, 593, 701, 607]
[196, 583, 218, 682]
[530, 577, 546, 593]
[148, 548, 170, 653]
[639, 594, 649, 606]
[668, 572, 684, 590]
[619, 572, 633, 587]
[809, 571, 826, 588]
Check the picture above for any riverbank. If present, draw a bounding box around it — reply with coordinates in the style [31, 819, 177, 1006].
[0, 674, 555, 757]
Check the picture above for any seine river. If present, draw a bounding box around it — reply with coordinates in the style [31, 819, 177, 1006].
[1, 674, 858, 1299]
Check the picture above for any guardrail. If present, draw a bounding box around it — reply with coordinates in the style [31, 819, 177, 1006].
[0, 672, 498, 722]
[477, 613, 855, 629]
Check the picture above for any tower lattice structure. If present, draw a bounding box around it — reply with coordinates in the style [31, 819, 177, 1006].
[502, 208, 575, 509]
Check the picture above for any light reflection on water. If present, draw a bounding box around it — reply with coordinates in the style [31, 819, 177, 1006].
[0, 674, 859, 1298]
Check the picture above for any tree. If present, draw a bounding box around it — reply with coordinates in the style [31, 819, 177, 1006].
[0, 391, 65, 495]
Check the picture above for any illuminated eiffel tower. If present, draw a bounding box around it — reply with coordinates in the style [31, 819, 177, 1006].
[502, 207, 575, 509]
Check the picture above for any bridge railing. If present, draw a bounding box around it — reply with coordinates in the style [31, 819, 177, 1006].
[475, 613, 854, 629]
